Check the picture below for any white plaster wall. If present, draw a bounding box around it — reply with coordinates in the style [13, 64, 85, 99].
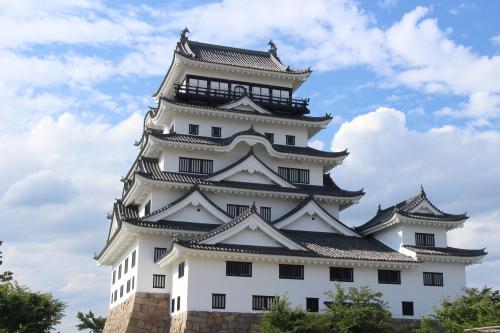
[283, 214, 340, 233]
[183, 257, 467, 318]
[169, 258, 189, 314]
[373, 225, 404, 251]
[167, 205, 224, 224]
[402, 224, 448, 247]
[222, 229, 282, 247]
[109, 240, 138, 308]
[136, 235, 171, 294]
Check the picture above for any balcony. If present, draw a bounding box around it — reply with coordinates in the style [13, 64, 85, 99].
[173, 84, 310, 114]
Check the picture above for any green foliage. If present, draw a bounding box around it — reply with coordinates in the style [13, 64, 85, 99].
[261, 285, 393, 333]
[325, 284, 393, 333]
[417, 287, 500, 333]
[0, 241, 13, 282]
[0, 282, 66, 333]
[76, 311, 106, 333]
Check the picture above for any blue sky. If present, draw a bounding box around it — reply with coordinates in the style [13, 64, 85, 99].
[1, 0, 500, 331]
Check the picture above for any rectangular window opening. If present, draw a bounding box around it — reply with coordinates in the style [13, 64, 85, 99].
[286, 135, 295, 146]
[279, 264, 304, 280]
[330, 267, 354, 282]
[154, 247, 167, 262]
[306, 298, 319, 312]
[415, 233, 435, 246]
[178, 262, 185, 278]
[252, 295, 277, 310]
[278, 167, 310, 184]
[179, 157, 213, 174]
[227, 204, 250, 218]
[226, 261, 252, 277]
[188, 124, 199, 135]
[153, 274, 166, 288]
[212, 294, 226, 309]
[264, 132, 274, 144]
[211, 127, 221, 138]
[260, 207, 272, 222]
[402, 301, 414, 316]
[378, 270, 401, 284]
[423, 272, 444, 286]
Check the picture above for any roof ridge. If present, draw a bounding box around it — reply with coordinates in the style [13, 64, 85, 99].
[188, 40, 271, 57]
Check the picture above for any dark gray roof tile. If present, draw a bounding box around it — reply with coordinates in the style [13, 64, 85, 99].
[404, 245, 486, 257]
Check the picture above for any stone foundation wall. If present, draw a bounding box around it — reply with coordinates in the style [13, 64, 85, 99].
[103, 292, 170, 333]
[170, 311, 261, 333]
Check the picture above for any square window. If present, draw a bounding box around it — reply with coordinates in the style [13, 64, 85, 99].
[153, 274, 166, 288]
[330, 267, 354, 282]
[178, 262, 185, 278]
[154, 248, 167, 262]
[286, 135, 295, 146]
[306, 298, 319, 312]
[189, 124, 199, 135]
[264, 132, 274, 143]
[402, 301, 414, 316]
[211, 127, 221, 137]
[212, 294, 226, 309]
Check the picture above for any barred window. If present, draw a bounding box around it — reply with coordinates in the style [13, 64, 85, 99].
[120, 285, 123, 297]
[415, 233, 435, 246]
[111, 293, 114, 304]
[178, 262, 185, 278]
[278, 167, 310, 184]
[171, 298, 175, 313]
[226, 261, 252, 277]
[423, 272, 444, 286]
[177, 296, 180, 311]
[279, 264, 304, 280]
[113, 290, 117, 302]
[252, 295, 277, 310]
[330, 267, 354, 282]
[132, 276, 135, 290]
[179, 157, 213, 174]
[112, 270, 116, 284]
[227, 204, 250, 218]
[154, 247, 167, 262]
[286, 135, 295, 146]
[260, 207, 272, 222]
[131, 250, 136, 268]
[212, 294, 226, 309]
[264, 132, 274, 143]
[188, 124, 199, 135]
[402, 301, 414, 316]
[124, 258, 129, 274]
[118, 264, 122, 279]
[378, 270, 401, 284]
[306, 298, 319, 312]
[126, 279, 131, 293]
[153, 274, 166, 288]
[211, 127, 221, 138]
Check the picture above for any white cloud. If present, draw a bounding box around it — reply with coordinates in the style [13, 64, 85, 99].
[492, 35, 500, 47]
[308, 139, 325, 150]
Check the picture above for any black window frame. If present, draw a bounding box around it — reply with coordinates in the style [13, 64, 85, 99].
[124, 258, 129, 274]
[306, 298, 319, 312]
[131, 250, 136, 268]
[154, 247, 167, 262]
[226, 261, 252, 277]
[279, 264, 304, 280]
[264, 132, 274, 143]
[132, 276, 135, 290]
[188, 124, 199, 135]
[178, 157, 213, 174]
[212, 293, 226, 309]
[252, 295, 277, 310]
[152, 274, 166, 288]
[126, 279, 131, 293]
[378, 270, 401, 284]
[211, 126, 222, 138]
[260, 206, 272, 222]
[120, 285, 123, 298]
[118, 264, 122, 279]
[286, 135, 295, 146]
[227, 204, 250, 218]
[423, 272, 444, 287]
[402, 301, 414, 316]
[178, 262, 185, 278]
[112, 270, 116, 284]
[171, 298, 175, 313]
[415, 233, 435, 246]
[177, 296, 180, 311]
[278, 167, 310, 184]
[330, 267, 354, 282]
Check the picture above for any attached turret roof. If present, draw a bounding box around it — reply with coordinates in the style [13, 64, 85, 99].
[403, 245, 486, 258]
[356, 187, 468, 233]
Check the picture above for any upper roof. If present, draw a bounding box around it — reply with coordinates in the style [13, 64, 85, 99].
[356, 187, 468, 233]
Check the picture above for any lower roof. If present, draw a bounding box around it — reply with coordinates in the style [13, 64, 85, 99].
[404, 245, 486, 257]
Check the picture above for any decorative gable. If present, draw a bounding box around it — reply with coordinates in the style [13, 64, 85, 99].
[221, 96, 271, 114]
[409, 199, 444, 216]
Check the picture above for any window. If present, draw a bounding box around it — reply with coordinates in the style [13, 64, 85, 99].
[118, 264, 122, 279]
[177, 296, 180, 311]
[423, 272, 444, 286]
[188, 77, 207, 91]
[114, 290, 117, 302]
[131, 250, 136, 268]
[233, 85, 249, 96]
[120, 285, 123, 298]
[252, 295, 276, 310]
[278, 167, 310, 184]
[306, 298, 319, 312]
[126, 279, 131, 293]
[124, 258, 129, 274]
[226, 261, 252, 277]
[279, 264, 304, 280]
[330, 267, 354, 282]
[178, 262, 185, 278]
[111, 293, 114, 304]
[154, 247, 167, 262]
[212, 294, 226, 309]
[171, 298, 175, 313]
[112, 270, 116, 284]
[272, 89, 290, 104]
[210, 81, 229, 96]
[286, 135, 295, 146]
[179, 157, 213, 174]
[144, 200, 151, 216]
[132, 276, 135, 290]
[227, 204, 250, 218]
[378, 270, 401, 284]
[211, 126, 221, 137]
[260, 207, 272, 222]
[264, 132, 274, 143]
[402, 301, 414, 316]
[252, 86, 270, 102]
[153, 274, 166, 288]
[188, 124, 199, 135]
[415, 233, 435, 246]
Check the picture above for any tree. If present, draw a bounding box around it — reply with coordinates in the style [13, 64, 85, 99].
[325, 284, 393, 333]
[0, 282, 66, 333]
[418, 287, 500, 333]
[76, 311, 106, 333]
[0, 241, 13, 282]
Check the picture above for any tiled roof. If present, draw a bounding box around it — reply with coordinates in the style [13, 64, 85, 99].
[155, 97, 333, 122]
[356, 187, 467, 232]
[177, 40, 310, 74]
[128, 219, 219, 232]
[134, 157, 364, 198]
[404, 245, 486, 257]
[147, 127, 347, 158]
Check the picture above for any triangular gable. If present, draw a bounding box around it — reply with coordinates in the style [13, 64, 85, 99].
[274, 200, 358, 236]
[221, 96, 271, 114]
[200, 212, 307, 250]
[143, 190, 230, 224]
[408, 199, 444, 216]
[208, 154, 295, 188]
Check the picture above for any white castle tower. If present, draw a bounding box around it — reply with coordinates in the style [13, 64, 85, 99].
[96, 29, 486, 333]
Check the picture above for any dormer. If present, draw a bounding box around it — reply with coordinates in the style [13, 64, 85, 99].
[355, 187, 468, 251]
